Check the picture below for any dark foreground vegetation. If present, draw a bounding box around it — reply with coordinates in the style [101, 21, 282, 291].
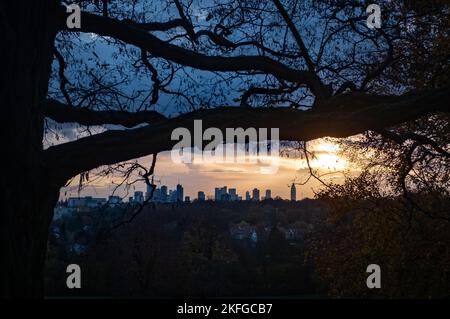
[45, 198, 450, 298]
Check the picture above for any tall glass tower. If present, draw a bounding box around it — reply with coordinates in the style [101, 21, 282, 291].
[176, 184, 184, 202]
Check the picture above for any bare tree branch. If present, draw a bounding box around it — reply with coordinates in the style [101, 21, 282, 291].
[58, 10, 331, 100]
[271, 0, 316, 72]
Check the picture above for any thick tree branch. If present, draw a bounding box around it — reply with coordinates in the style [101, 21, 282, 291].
[45, 86, 450, 181]
[240, 86, 298, 107]
[53, 47, 72, 106]
[132, 18, 191, 31]
[45, 98, 167, 127]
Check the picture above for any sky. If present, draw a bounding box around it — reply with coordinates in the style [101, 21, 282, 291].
[58, 138, 357, 201]
[50, 1, 367, 202]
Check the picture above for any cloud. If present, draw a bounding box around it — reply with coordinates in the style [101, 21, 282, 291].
[60, 138, 355, 201]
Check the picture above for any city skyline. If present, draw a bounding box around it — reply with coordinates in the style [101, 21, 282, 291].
[62, 182, 299, 205]
[59, 139, 349, 201]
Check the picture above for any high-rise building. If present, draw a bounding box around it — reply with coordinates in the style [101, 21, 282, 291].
[229, 188, 237, 201]
[222, 193, 231, 201]
[290, 184, 297, 201]
[185, 196, 190, 203]
[215, 187, 220, 201]
[151, 188, 161, 202]
[245, 191, 251, 201]
[176, 184, 184, 202]
[252, 188, 260, 201]
[169, 190, 177, 202]
[145, 183, 153, 200]
[134, 191, 144, 204]
[67, 196, 106, 208]
[265, 189, 272, 200]
[215, 186, 228, 201]
[108, 195, 122, 207]
[160, 185, 168, 202]
[198, 191, 205, 201]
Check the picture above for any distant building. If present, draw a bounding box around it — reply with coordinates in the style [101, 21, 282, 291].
[230, 221, 257, 241]
[151, 188, 161, 201]
[197, 191, 205, 201]
[184, 196, 190, 203]
[53, 206, 71, 220]
[67, 196, 106, 208]
[108, 195, 122, 207]
[176, 184, 184, 202]
[252, 188, 260, 201]
[215, 186, 228, 201]
[145, 184, 154, 200]
[221, 186, 228, 201]
[67, 197, 82, 208]
[214, 188, 219, 201]
[265, 189, 272, 200]
[150, 187, 172, 203]
[169, 190, 177, 202]
[160, 185, 168, 202]
[245, 191, 251, 201]
[229, 188, 237, 201]
[290, 184, 297, 201]
[283, 227, 301, 240]
[134, 191, 144, 204]
[250, 231, 258, 243]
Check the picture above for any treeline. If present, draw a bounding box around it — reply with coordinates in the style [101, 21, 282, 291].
[45, 197, 450, 298]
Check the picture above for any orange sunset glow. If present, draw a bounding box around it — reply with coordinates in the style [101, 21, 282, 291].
[60, 138, 353, 201]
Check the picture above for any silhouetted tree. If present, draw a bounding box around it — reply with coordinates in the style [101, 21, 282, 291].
[1, 0, 449, 297]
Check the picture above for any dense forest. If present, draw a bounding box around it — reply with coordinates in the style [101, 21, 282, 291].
[45, 198, 450, 298]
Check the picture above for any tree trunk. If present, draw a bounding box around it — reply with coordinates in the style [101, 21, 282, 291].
[0, 1, 59, 298]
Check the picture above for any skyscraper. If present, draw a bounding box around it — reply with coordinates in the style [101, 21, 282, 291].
[215, 187, 220, 201]
[290, 184, 297, 201]
[215, 186, 228, 201]
[176, 184, 184, 202]
[245, 191, 251, 201]
[134, 191, 144, 204]
[145, 183, 153, 200]
[252, 188, 260, 201]
[169, 190, 177, 202]
[151, 188, 161, 202]
[229, 188, 237, 201]
[160, 185, 168, 202]
[265, 189, 272, 200]
[198, 191, 205, 201]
